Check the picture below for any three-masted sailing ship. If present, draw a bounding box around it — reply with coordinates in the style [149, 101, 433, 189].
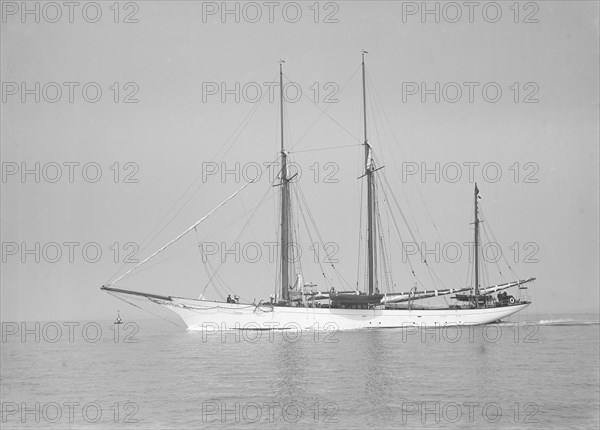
[101, 54, 535, 330]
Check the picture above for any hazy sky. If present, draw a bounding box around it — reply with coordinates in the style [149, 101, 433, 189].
[1, 1, 598, 321]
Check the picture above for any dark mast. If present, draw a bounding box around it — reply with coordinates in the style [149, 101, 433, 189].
[279, 60, 290, 303]
[362, 51, 376, 296]
[474, 182, 481, 302]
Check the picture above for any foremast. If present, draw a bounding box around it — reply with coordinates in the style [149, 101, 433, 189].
[362, 51, 377, 295]
[279, 60, 291, 303]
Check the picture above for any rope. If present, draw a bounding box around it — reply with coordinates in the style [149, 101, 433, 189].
[106, 86, 271, 284]
[106, 291, 185, 328]
[283, 66, 362, 152]
[289, 144, 361, 154]
[480, 206, 521, 280]
[200, 180, 276, 302]
[109, 181, 254, 285]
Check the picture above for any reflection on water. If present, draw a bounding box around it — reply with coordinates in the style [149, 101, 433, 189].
[363, 330, 389, 409]
[472, 335, 494, 398]
[361, 330, 403, 427]
[272, 336, 306, 402]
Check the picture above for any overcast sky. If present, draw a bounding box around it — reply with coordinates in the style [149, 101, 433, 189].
[1, 1, 598, 321]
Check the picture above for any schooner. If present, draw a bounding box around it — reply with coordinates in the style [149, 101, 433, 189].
[101, 54, 535, 330]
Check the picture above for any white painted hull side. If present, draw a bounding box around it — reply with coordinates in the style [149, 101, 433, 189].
[159, 298, 530, 330]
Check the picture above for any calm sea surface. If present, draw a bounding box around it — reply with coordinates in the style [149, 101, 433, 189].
[2, 312, 598, 429]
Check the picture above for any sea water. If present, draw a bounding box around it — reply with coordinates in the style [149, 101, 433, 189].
[1, 312, 598, 429]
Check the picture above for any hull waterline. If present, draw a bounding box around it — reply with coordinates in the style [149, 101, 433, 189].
[155, 298, 530, 331]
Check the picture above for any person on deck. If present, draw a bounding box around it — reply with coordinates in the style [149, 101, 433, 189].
[498, 291, 506, 305]
[226, 295, 232, 303]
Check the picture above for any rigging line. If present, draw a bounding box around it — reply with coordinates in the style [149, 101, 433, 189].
[290, 194, 304, 286]
[464, 221, 473, 289]
[468, 224, 475, 294]
[295, 183, 339, 288]
[293, 187, 330, 289]
[201, 181, 276, 303]
[385, 193, 395, 289]
[481, 219, 506, 283]
[293, 185, 336, 289]
[127, 240, 197, 278]
[149, 75, 273, 228]
[368, 88, 426, 252]
[379, 170, 426, 263]
[382, 190, 395, 290]
[378, 164, 446, 292]
[201, 247, 235, 302]
[240, 189, 276, 277]
[375, 201, 392, 293]
[372, 175, 379, 291]
[106, 93, 271, 284]
[118, 196, 276, 280]
[133, 193, 277, 277]
[106, 291, 185, 328]
[369, 74, 445, 260]
[295, 182, 352, 290]
[207, 75, 277, 165]
[355, 87, 364, 291]
[356, 175, 364, 291]
[110, 153, 280, 284]
[108, 181, 255, 285]
[479, 206, 521, 280]
[281, 70, 363, 152]
[283, 79, 294, 156]
[208, 211, 273, 302]
[201, 193, 276, 241]
[366, 76, 384, 160]
[365, 72, 408, 164]
[201, 257, 228, 302]
[378, 172, 448, 290]
[481, 253, 489, 291]
[375, 201, 386, 291]
[288, 144, 362, 154]
[367, 91, 383, 291]
[365, 73, 420, 230]
[135, 99, 264, 250]
[382, 188, 401, 292]
[200, 243, 235, 302]
[287, 186, 298, 273]
[366, 81, 389, 292]
[463, 197, 479, 289]
[281, 66, 361, 151]
[376, 174, 418, 281]
[273, 187, 281, 299]
[196, 227, 220, 298]
[368, 138, 423, 255]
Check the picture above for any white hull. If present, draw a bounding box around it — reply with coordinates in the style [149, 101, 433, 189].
[158, 298, 530, 331]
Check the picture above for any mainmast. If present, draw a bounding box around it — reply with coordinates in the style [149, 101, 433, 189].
[279, 60, 290, 303]
[362, 51, 376, 295]
[474, 182, 480, 300]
